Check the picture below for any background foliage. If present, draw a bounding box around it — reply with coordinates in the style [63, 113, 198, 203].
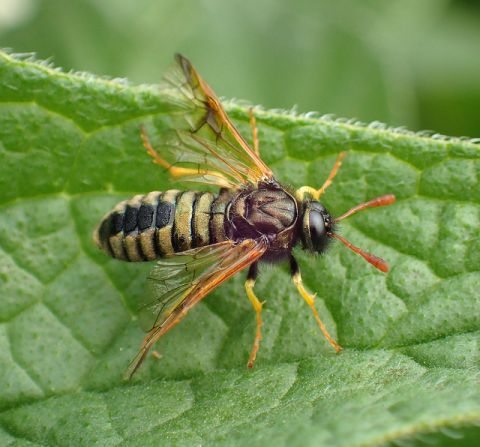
[1, 0, 480, 138]
[0, 1, 479, 446]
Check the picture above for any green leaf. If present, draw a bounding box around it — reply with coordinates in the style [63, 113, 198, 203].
[0, 51, 479, 446]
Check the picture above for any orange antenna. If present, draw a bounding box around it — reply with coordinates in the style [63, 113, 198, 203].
[329, 194, 396, 272]
[329, 233, 389, 272]
[335, 195, 395, 222]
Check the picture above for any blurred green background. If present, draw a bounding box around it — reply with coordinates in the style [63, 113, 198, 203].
[1, 0, 479, 138]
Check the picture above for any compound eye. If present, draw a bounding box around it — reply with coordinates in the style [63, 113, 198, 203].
[309, 210, 327, 248]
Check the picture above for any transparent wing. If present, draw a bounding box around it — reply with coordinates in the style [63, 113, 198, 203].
[153, 53, 273, 188]
[125, 237, 268, 378]
[137, 242, 233, 332]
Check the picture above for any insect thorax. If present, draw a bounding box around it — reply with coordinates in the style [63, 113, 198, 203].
[226, 181, 299, 257]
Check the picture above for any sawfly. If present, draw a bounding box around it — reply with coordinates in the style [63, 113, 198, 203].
[94, 54, 396, 378]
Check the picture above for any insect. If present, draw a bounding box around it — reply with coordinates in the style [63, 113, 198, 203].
[94, 54, 396, 379]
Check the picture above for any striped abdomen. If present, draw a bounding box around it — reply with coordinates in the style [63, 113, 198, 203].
[94, 190, 230, 261]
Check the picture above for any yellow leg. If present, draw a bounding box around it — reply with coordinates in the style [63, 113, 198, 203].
[292, 271, 342, 353]
[248, 108, 260, 156]
[151, 350, 162, 360]
[140, 126, 228, 181]
[296, 151, 347, 201]
[245, 277, 264, 368]
[317, 151, 347, 198]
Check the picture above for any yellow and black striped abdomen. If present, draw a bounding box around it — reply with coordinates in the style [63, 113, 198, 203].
[94, 190, 229, 261]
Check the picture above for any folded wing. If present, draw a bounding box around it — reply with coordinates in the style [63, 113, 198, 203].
[148, 53, 273, 189]
[125, 237, 268, 378]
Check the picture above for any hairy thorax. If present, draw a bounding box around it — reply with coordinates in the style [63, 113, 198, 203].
[226, 181, 299, 259]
